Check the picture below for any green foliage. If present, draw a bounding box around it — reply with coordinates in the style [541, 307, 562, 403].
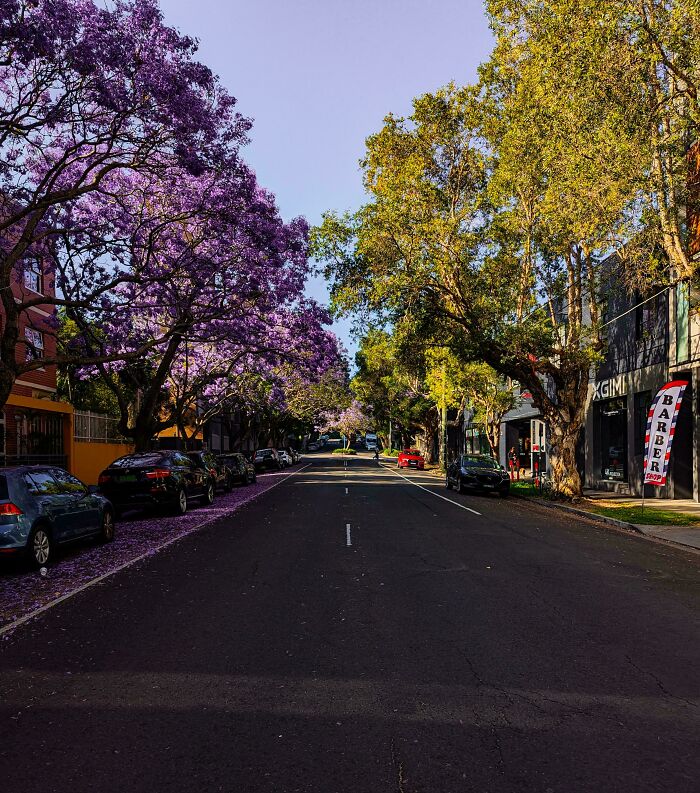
[332, 447, 357, 455]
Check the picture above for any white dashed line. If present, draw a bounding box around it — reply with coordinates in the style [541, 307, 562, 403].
[346, 524, 352, 546]
[380, 464, 482, 516]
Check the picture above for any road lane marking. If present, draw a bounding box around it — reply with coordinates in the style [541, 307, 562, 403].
[0, 463, 312, 639]
[380, 464, 482, 516]
[346, 524, 352, 546]
[345, 487, 348, 495]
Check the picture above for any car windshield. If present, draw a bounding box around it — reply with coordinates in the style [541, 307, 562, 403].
[404, 450, 421, 456]
[461, 456, 499, 469]
[256, 449, 273, 456]
[111, 453, 169, 468]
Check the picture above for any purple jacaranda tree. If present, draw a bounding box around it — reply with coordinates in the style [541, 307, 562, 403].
[75, 162, 327, 450]
[0, 0, 248, 407]
[318, 400, 373, 447]
[164, 307, 345, 449]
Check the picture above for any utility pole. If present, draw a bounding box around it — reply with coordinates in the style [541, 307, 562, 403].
[389, 416, 392, 452]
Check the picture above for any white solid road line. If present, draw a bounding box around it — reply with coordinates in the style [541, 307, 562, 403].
[345, 487, 348, 495]
[0, 463, 312, 639]
[346, 523, 352, 546]
[380, 463, 482, 516]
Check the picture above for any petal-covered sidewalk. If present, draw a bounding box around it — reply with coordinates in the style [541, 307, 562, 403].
[0, 466, 303, 633]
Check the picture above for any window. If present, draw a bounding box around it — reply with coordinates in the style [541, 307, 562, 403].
[596, 397, 628, 481]
[50, 468, 87, 495]
[24, 470, 62, 496]
[23, 264, 42, 294]
[676, 281, 689, 364]
[24, 327, 44, 361]
[633, 391, 652, 456]
[635, 294, 657, 341]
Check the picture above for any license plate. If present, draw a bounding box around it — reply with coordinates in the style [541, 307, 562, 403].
[482, 483, 493, 488]
[117, 474, 137, 482]
[409, 461, 417, 466]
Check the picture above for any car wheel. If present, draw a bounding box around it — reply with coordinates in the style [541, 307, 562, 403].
[173, 488, 188, 516]
[27, 524, 52, 568]
[445, 476, 452, 490]
[99, 509, 115, 543]
[251, 472, 257, 483]
[201, 482, 215, 505]
[458, 478, 467, 494]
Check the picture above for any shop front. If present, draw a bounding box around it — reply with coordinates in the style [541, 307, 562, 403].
[585, 366, 676, 497]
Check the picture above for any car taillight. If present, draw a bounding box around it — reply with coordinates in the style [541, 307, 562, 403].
[98, 474, 111, 485]
[145, 469, 171, 480]
[0, 502, 23, 516]
[209, 468, 217, 476]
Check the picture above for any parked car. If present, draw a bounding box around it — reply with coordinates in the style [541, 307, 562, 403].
[397, 448, 425, 470]
[445, 454, 510, 497]
[0, 466, 114, 567]
[98, 451, 213, 516]
[187, 450, 231, 493]
[218, 452, 256, 485]
[307, 442, 320, 452]
[277, 449, 293, 467]
[254, 448, 282, 472]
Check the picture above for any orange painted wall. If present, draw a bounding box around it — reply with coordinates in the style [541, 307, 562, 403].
[73, 441, 135, 485]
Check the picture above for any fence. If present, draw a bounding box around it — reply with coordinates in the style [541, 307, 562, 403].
[74, 411, 125, 443]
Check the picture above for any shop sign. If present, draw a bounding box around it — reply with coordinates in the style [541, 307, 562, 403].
[643, 380, 688, 486]
[593, 377, 626, 401]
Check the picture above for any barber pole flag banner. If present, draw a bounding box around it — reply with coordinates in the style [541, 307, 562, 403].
[643, 380, 689, 486]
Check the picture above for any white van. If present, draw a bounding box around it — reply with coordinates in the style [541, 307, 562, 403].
[365, 433, 378, 451]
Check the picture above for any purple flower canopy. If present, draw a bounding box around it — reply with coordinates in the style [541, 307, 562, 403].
[0, 0, 347, 427]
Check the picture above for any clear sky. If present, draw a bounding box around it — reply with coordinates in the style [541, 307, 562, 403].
[157, 0, 494, 362]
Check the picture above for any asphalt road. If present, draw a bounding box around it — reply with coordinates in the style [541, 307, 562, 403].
[1, 454, 699, 793]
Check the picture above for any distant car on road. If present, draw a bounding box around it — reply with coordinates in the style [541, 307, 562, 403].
[0, 466, 114, 567]
[307, 442, 320, 452]
[277, 449, 293, 467]
[187, 450, 232, 493]
[99, 451, 213, 516]
[397, 449, 425, 470]
[254, 448, 282, 472]
[218, 453, 256, 485]
[445, 454, 510, 497]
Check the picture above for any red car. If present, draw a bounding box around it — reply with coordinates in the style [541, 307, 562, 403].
[397, 448, 425, 470]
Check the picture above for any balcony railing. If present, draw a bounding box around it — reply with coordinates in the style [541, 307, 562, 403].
[74, 411, 125, 443]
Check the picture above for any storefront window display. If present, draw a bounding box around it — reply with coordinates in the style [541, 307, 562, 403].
[596, 397, 628, 482]
[633, 391, 652, 456]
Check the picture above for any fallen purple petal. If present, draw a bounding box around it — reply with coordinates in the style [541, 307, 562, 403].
[0, 468, 298, 631]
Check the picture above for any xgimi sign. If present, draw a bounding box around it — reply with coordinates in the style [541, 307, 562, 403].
[593, 377, 626, 400]
[643, 380, 688, 486]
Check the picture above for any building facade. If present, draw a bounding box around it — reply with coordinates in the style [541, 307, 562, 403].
[0, 261, 73, 469]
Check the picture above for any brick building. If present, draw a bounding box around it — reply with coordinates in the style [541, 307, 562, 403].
[0, 259, 73, 468]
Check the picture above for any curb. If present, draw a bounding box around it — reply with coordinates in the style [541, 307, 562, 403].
[510, 494, 645, 534]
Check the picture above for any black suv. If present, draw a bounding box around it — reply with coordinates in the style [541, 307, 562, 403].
[187, 450, 231, 494]
[98, 451, 213, 516]
[218, 453, 256, 486]
[445, 454, 510, 498]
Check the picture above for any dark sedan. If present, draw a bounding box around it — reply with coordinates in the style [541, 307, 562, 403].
[187, 450, 231, 493]
[445, 454, 510, 497]
[218, 453, 256, 485]
[98, 451, 213, 516]
[0, 466, 114, 567]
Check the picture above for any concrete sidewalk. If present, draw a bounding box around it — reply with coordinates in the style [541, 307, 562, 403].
[561, 489, 700, 551]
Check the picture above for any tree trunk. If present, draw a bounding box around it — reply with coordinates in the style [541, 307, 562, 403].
[547, 419, 582, 498]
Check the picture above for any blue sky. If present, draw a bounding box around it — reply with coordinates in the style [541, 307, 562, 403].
[158, 0, 493, 362]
